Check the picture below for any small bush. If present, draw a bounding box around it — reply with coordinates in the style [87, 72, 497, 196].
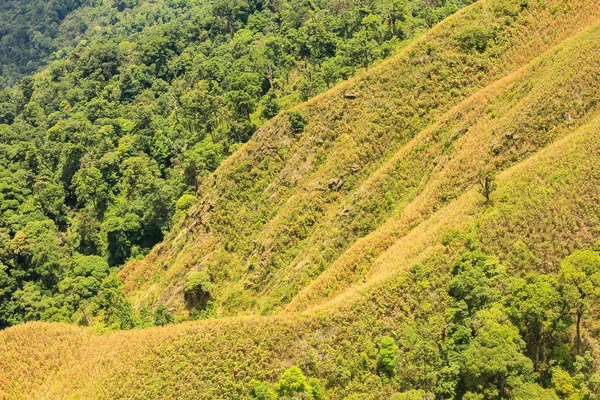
[184, 271, 213, 309]
[249, 366, 322, 400]
[185, 271, 212, 295]
[249, 379, 277, 400]
[153, 304, 174, 326]
[176, 194, 196, 211]
[288, 111, 307, 134]
[261, 92, 280, 120]
[457, 26, 493, 53]
[377, 336, 398, 377]
[477, 170, 497, 204]
[276, 366, 308, 396]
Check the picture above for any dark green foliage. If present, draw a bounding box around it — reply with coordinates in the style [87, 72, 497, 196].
[0, 0, 86, 88]
[558, 250, 600, 355]
[288, 111, 308, 135]
[431, 246, 600, 399]
[261, 93, 280, 120]
[154, 304, 174, 326]
[449, 251, 501, 316]
[184, 271, 213, 310]
[507, 274, 569, 373]
[457, 26, 494, 53]
[97, 274, 136, 330]
[343, 15, 383, 70]
[457, 306, 535, 399]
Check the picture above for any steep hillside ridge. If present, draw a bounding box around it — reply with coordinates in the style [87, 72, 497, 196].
[121, 0, 600, 316]
[2, 107, 600, 398]
[287, 19, 600, 311]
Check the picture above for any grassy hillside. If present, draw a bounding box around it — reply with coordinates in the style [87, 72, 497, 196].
[121, 0, 600, 318]
[3, 0, 600, 398]
[2, 114, 600, 397]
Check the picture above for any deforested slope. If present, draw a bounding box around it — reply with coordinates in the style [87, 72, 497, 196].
[121, 0, 600, 317]
[3, 0, 600, 398]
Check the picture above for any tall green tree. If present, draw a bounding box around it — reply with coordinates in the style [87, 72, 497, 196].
[558, 250, 600, 355]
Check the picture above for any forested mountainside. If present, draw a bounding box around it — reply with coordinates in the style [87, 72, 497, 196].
[0, 0, 201, 87]
[0, 0, 466, 328]
[0, 0, 87, 88]
[3, 0, 600, 398]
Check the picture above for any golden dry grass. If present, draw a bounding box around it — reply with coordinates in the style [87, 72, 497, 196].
[287, 19, 600, 311]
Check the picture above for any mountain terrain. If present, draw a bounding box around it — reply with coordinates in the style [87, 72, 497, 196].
[2, 0, 600, 398]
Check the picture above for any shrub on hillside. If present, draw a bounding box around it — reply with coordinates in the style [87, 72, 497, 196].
[249, 379, 277, 400]
[477, 170, 497, 204]
[185, 272, 212, 296]
[377, 336, 399, 377]
[288, 111, 307, 135]
[249, 366, 323, 400]
[261, 93, 281, 120]
[176, 194, 196, 212]
[457, 26, 493, 53]
[153, 304, 174, 326]
[184, 271, 213, 309]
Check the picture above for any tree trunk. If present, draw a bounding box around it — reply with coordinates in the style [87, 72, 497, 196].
[576, 311, 582, 355]
[227, 15, 234, 39]
[267, 64, 273, 88]
[79, 303, 91, 326]
[535, 335, 540, 371]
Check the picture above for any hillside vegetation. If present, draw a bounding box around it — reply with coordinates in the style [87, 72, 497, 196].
[0, 0, 189, 88]
[0, 0, 461, 328]
[3, 115, 600, 398]
[122, 0, 600, 317]
[0, 0, 86, 87]
[3, 0, 600, 398]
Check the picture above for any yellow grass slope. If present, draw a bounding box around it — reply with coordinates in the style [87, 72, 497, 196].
[287, 18, 600, 312]
[120, 0, 600, 317]
[2, 105, 600, 399]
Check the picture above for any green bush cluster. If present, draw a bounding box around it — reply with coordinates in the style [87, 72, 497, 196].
[250, 366, 323, 400]
[288, 111, 308, 135]
[398, 246, 600, 399]
[377, 336, 399, 377]
[153, 304, 174, 326]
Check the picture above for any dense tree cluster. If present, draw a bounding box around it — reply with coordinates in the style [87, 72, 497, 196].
[0, 0, 86, 88]
[0, 0, 470, 328]
[0, 0, 198, 88]
[398, 247, 600, 399]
